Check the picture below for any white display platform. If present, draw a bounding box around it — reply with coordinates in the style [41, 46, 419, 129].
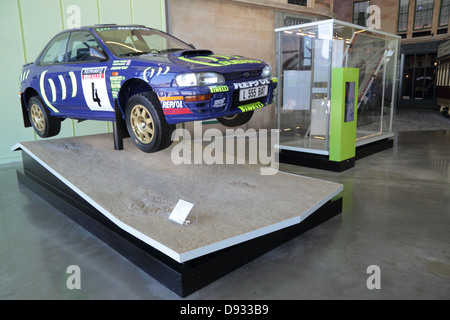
[12, 134, 343, 263]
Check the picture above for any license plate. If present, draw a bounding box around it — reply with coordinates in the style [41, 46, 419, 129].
[239, 85, 268, 102]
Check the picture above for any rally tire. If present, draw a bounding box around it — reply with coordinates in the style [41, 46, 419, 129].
[217, 110, 254, 127]
[125, 92, 175, 153]
[28, 96, 61, 138]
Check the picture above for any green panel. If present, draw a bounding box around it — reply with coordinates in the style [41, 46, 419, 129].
[19, 0, 64, 63]
[61, 0, 100, 29]
[131, 0, 166, 30]
[98, 0, 132, 25]
[74, 120, 110, 136]
[329, 68, 359, 162]
[0, 0, 32, 163]
[19, 0, 74, 140]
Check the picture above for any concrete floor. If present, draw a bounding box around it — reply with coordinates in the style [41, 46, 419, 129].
[1, 129, 449, 300]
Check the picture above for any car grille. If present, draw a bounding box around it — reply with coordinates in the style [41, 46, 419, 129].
[223, 70, 262, 81]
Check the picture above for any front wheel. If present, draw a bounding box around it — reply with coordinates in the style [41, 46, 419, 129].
[28, 96, 61, 138]
[217, 111, 254, 127]
[125, 92, 175, 153]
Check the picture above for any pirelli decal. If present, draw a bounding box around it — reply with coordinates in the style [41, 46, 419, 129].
[209, 85, 229, 93]
[238, 101, 265, 113]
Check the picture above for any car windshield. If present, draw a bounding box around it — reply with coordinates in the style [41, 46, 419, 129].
[95, 27, 192, 57]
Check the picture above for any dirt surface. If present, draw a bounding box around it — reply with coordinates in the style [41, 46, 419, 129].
[18, 134, 342, 261]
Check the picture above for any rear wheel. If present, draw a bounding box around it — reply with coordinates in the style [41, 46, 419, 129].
[217, 111, 254, 127]
[28, 96, 61, 138]
[125, 92, 175, 153]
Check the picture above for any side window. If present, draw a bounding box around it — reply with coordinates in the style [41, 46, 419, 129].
[39, 33, 69, 65]
[67, 31, 105, 63]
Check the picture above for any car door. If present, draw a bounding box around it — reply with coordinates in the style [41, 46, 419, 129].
[36, 31, 73, 115]
[64, 30, 114, 117]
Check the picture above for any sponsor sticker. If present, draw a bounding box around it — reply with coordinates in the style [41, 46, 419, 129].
[81, 67, 113, 111]
[238, 101, 265, 113]
[233, 79, 270, 90]
[209, 85, 229, 93]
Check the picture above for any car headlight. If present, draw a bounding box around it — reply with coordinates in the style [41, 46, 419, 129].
[175, 72, 225, 87]
[261, 65, 272, 78]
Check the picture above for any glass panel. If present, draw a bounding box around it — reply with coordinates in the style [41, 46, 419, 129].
[39, 33, 69, 65]
[276, 20, 399, 153]
[67, 31, 104, 62]
[277, 21, 333, 153]
[353, 1, 370, 27]
[414, 0, 435, 30]
[424, 67, 435, 98]
[288, 0, 308, 6]
[403, 68, 414, 99]
[405, 54, 416, 67]
[335, 26, 397, 141]
[413, 67, 425, 98]
[398, 0, 410, 32]
[439, 0, 450, 26]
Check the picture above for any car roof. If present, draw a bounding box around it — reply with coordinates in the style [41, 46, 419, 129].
[76, 24, 153, 32]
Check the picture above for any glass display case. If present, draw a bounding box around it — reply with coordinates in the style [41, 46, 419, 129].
[275, 19, 400, 160]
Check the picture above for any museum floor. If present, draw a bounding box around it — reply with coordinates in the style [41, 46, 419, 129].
[1, 111, 449, 300]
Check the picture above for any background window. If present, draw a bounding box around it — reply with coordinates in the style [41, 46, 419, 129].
[439, 0, 450, 26]
[288, 0, 307, 6]
[414, 0, 435, 30]
[353, 1, 370, 27]
[402, 52, 437, 100]
[398, 0, 410, 32]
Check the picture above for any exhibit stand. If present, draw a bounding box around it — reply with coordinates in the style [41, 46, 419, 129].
[13, 134, 343, 297]
[275, 19, 400, 171]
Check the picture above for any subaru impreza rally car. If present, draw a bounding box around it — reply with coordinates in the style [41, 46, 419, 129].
[18, 24, 277, 152]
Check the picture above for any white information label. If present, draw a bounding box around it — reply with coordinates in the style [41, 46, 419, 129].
[169, 199, 194, 225]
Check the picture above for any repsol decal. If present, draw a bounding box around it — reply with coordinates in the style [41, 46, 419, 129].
[162, 100, 184, 109]
[159, 96, 184, 109]
[234, 79, 270, 90]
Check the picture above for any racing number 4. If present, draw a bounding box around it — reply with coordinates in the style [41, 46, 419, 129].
[91, 82, 102, 107]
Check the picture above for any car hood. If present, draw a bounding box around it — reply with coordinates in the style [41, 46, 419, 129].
[131, 49, 266, 73]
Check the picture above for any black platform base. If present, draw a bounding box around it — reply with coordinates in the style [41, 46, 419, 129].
[17, 151, 342, 297]
[279, 138, 394, 172]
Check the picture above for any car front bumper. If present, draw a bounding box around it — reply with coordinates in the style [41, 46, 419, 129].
[156, 77, 278, 124]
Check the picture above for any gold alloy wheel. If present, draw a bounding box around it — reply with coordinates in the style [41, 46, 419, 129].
[130, 104, 155, 144]
[30, 104, 45, 132]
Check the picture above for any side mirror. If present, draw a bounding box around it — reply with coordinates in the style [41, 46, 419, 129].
[89, 47, 107, 61]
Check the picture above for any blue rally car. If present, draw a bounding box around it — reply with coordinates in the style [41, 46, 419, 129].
[18, 24, 277, 152]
